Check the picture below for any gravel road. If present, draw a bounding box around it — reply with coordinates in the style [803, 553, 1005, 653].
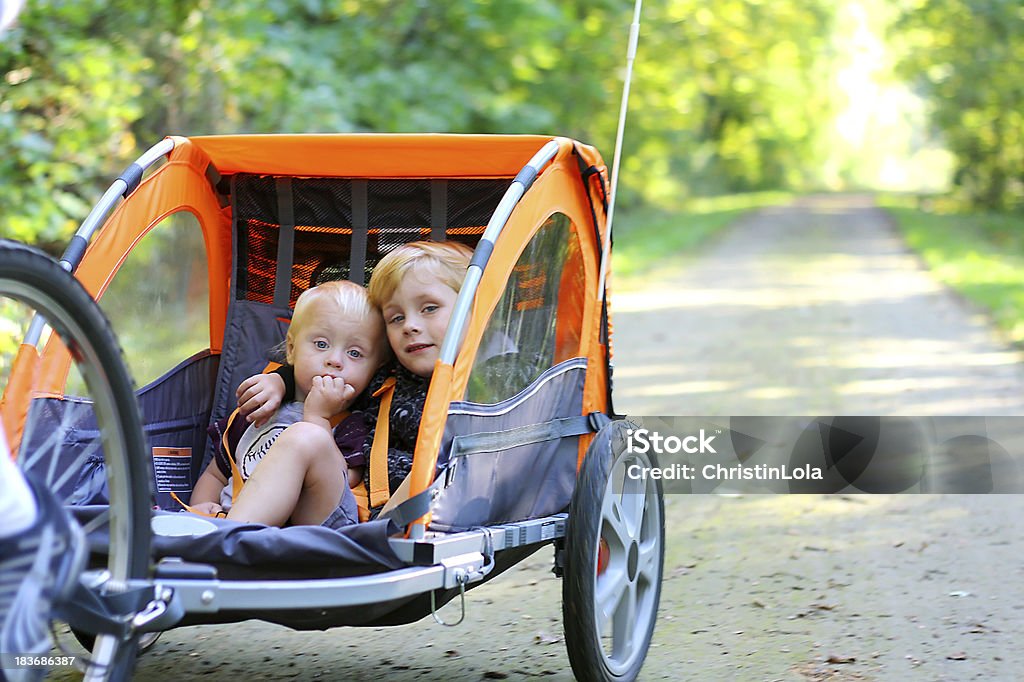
[48, 195, 1024, 681]
[613, 195, 1024, 416]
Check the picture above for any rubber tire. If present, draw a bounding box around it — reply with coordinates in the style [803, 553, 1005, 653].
[0, 240, 152, 680]
[563, 419, 665, 682]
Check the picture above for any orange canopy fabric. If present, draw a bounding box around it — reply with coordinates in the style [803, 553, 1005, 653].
[190, 134, 559, 178]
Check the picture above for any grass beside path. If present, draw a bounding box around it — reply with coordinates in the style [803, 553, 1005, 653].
[612, 192, 792, 283]
[879, 196, 1024, 345]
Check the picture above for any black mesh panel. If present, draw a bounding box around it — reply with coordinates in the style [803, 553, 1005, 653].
[293, 178, 353, 229]
[368, 180, 431, 228]
[231, 175, 512, 308]
[447, 180, 509, 229]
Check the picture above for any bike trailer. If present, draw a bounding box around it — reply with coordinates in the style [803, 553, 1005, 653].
[3, 134, 664, 681]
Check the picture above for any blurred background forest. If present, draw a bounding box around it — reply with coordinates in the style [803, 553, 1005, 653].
[0, 0, 1021, 252]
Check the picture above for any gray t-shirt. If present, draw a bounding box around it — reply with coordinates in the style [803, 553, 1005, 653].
[220, 401, 305, 509]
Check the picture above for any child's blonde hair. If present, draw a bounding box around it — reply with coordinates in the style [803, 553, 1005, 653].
[368, 241, 473, 308]
[284, 280, 385, 364]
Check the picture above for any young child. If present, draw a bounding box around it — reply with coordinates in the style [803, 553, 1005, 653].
[188, 280, 387, 528]
[239, 241, 473, 520]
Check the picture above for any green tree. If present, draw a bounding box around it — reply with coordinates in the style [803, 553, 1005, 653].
[892, 0, 1024, 210]
[1, 0, 846, 249]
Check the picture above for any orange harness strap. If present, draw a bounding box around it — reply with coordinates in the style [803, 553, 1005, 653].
[171, 408, 247, 516]
[224, 409, 246, 502]
[368, 377, 396, 510]
[351, 377, 396, 522]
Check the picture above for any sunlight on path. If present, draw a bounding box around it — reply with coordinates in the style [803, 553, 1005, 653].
[612, 195, 1024, 415]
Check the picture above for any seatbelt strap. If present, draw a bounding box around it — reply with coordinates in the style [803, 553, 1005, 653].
[221, 408, 246, 503]
[368, 377, 396, 509]
[273, 178, 296, 308]
[378, 479, 441, 528]
[350, 180, 368, 286]
[449, 414, 599, 458]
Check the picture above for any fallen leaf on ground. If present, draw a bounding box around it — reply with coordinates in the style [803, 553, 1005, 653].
[947, 652, 968, 661]
[826, 654, 855, 664]
[534, 631, 560, 645]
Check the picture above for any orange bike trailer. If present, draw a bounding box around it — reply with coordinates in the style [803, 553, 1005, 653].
[5, 134, 664, 682]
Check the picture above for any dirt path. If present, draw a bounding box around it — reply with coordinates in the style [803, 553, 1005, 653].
[612, 195, 1024, 416]
[49, 196, 1024, 681]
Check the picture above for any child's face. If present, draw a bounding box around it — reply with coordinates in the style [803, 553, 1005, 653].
[286, 298, 384, 401]
[381, 269, 459, 378]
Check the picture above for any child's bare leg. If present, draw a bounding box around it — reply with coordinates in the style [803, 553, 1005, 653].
[227, 423, 347, 527]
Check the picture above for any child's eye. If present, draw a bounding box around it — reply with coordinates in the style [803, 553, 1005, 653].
[388, 314, 404, 325]
[422, 304, 438, 314]
[315, 340, 329, 350]
[348, 349, 363, 359]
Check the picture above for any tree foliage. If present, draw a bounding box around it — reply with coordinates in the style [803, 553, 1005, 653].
[0, 0, 845, 247]
[892, 0, 1024, 210]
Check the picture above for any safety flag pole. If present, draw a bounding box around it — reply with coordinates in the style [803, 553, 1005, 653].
[597, 0, 642, 301]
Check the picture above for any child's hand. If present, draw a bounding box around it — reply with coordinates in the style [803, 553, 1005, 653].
[237, 373, 286, 428]
[189, 501, 224, 517]
[303, 375, 356, 425]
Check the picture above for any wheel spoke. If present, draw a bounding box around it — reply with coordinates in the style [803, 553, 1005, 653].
[601, 489, 630, 549]
[81, 507, 110, 536]
[612, 580, 638, 663]
[19, 390, 104, 505]
[620, 479, 646, 539]
[636, 536, 660, 586]
[53, 437, 103, 500]
[596, 565, 628, 635]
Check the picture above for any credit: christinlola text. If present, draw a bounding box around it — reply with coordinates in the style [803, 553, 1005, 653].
[625, 428, 824, 482]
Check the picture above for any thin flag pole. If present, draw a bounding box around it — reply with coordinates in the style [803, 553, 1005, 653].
[598, 0, 643, 301]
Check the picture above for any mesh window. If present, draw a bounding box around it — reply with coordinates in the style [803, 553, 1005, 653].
[230, 175, 511, 308]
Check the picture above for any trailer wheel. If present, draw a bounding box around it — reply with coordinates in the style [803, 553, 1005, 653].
[563, 419, 664, 682]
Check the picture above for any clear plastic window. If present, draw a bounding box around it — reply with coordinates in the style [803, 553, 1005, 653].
[97, 211, 210, 387]
[465, 213, 585, 404]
